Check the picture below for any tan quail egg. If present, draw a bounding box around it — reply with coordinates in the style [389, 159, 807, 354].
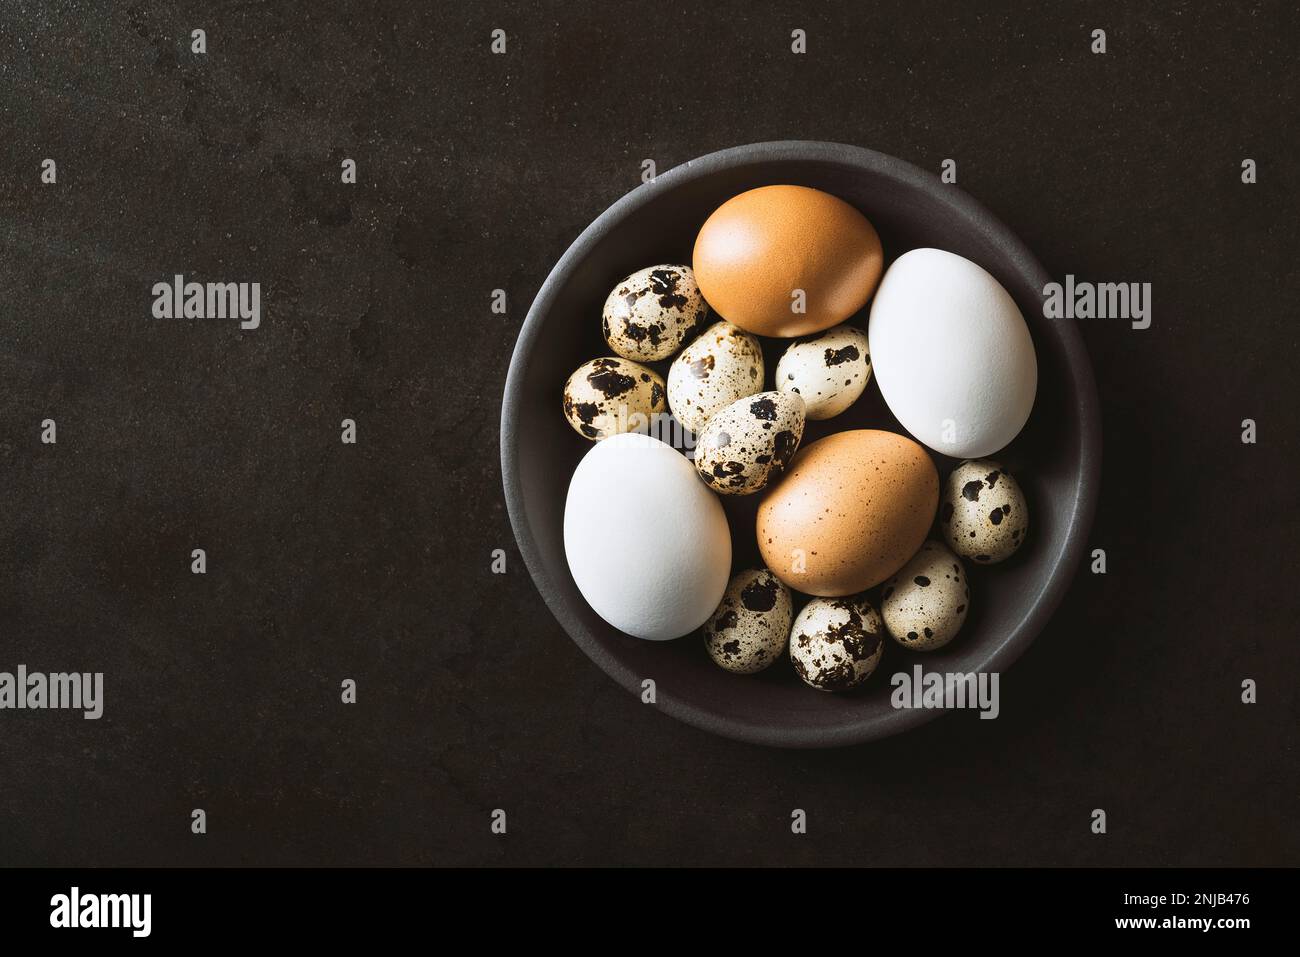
[694, 391, 805, 495]
[602, 264, 709, 362]
[881, 540, 968, 651]
[666, 321, 764, 434]
[940, 460, 1029, 563]
[562, 356, 666, 441]
[789, 594, 885, 692]
[702, 568, 793, 675]
[775, 324, 872, 419]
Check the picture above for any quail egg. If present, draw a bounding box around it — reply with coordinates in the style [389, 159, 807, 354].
[789, 594, 886, 692]
[881, 540, 968, 651]
[775, 324, 872, 419]
[602, 264, 709, 362]
[562, 356, 667, 441]
[940, 460, 1029, 563]
[666, 321, 764, 434]
[694, 391, 806, 495]
[702, 568, 793, 675]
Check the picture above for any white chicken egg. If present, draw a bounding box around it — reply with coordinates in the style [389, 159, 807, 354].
[563, 432, 731, 640]
[868, 248, 1037, 458]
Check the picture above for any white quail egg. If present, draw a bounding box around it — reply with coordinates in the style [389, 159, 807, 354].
[562, 356, 666, 441]
[702, 568, 793, 675]
[694, 391, 805, 496]
[602, 264, 709, 362]
[666, 321, 764, 434]
[775, 324, 872, 419]
[881, 540, 968, 651]
[789, 594, 886, 692]
[940, 460, 1029, 563]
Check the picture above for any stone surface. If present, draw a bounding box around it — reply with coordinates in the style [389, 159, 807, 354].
[0, 1, 1295, 866]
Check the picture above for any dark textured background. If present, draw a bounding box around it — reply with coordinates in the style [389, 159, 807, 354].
[1, 1, 1296, 867]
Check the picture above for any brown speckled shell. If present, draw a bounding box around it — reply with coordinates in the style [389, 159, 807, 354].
[561, 356, 667, 441]
[702, 568, 793, 675]
[757, 429, 938, 596]
[940, 459, 1029, 564]
[788, 594, 885, 692]
[666, 321, 764, 434]
[694, 391, 805, 496]
[775, 324, 872, 420]
[881, 540, 969, 651]
[602, 264, 709, 362]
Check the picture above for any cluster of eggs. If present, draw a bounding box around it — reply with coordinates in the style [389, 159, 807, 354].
[560, 185, 1036, 693]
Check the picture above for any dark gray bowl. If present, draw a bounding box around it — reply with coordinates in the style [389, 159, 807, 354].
[501, 141, 1100, 748]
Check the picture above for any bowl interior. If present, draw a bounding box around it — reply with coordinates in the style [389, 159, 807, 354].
[503, 142, 1098, 748]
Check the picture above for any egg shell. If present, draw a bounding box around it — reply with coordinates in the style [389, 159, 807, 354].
[758, 430, 938, 596]
[702, 568, 794, 675]
[789, 594, 885, 692]
[775, 324, 872, 419]
[666, 320, 765, 434]
[564, 433, 731, 640]
[881, 541, 968, 651]
[602, 264, 709, 362]
[941, 459, 1029, 563]
[694, 391, 806, 496]
[693, 185, 883, 338]
[562, 356, 667, 441]
[867, 248, 1037, 458]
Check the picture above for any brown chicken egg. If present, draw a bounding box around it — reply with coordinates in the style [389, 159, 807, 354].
[757, 430, 938, 596]
[692, 185, 883, 338]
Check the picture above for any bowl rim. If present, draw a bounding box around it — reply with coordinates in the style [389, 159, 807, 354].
[501, 139, 1102, 749]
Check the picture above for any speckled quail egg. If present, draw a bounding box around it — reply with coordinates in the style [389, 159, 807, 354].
[666, 321, 764, 434]
[789, 594, 886, 692]
[940, 459, 1029, 563]
[562, 356, 667, 441]
[881, 540, 968, 651]
[694, 391, 806, 495]
[602, 264, 709, 362]
[775, 324, 872, 419]
[702, 568, 794, 675]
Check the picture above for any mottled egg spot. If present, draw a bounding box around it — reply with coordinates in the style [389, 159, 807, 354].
[824, 344, 860, 366]
[740, 577, 778, 612]
[588, 368, 635, 398]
